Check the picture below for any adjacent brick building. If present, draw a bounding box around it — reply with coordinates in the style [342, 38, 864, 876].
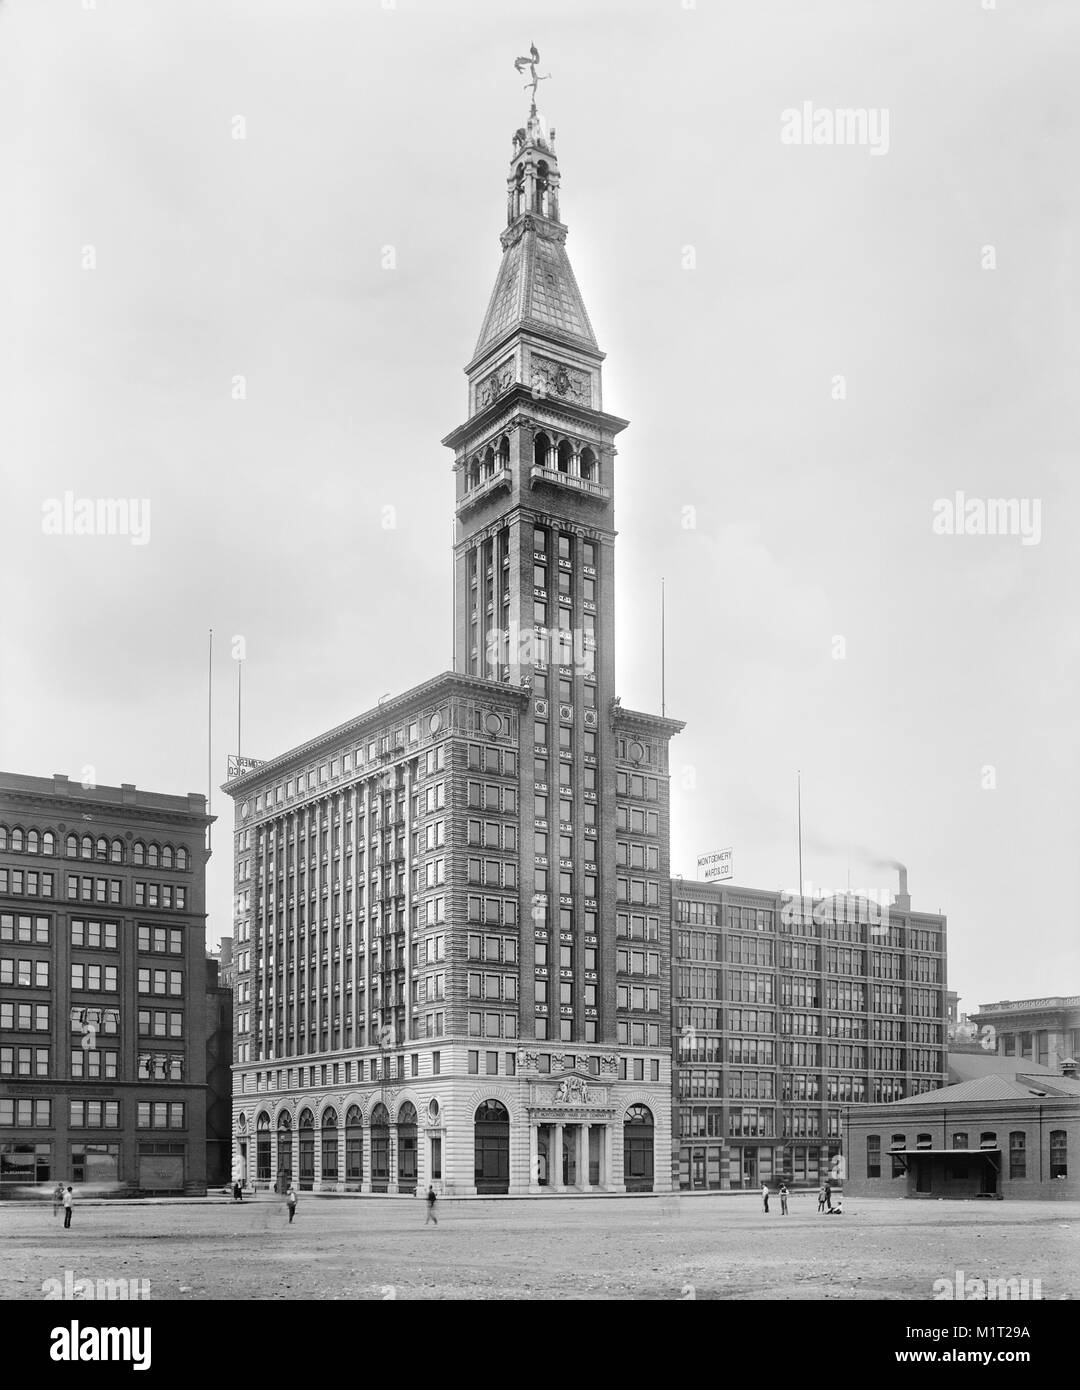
[0, 772, 212, 1196]
[671, 878, 949, 1191]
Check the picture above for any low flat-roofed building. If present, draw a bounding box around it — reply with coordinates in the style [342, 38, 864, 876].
[844, 1069, 1079, 1201]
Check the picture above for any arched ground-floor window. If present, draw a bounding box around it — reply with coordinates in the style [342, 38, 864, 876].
[256, 1112, 271, 1184]
[475, 1100, 510, 1195]
[345, 1106, 363, 1184]
[397, 1103, 417, 1195]
[276, 1112, 292, 1192]
[370, 1103, 390, 1193]
[624, 1104, 654, 1193]
[298, 1109, 315, 1190]
[321, 1107, 338, 1181]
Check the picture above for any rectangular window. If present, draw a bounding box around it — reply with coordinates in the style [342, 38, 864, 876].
[1009, 1131, 1026, 1180]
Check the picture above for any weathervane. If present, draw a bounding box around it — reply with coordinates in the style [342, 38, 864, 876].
[514, 43, 550, 114]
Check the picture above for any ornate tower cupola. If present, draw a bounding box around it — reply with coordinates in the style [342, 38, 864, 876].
[507, 110, 562, 228]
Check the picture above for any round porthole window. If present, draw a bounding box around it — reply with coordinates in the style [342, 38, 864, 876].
[429, 711, 443, 735]
[628, 740, 645, 764]
[484, 711, 502, 736]
[240, 801, 250, 818]
[427, 1098, 440, 1123]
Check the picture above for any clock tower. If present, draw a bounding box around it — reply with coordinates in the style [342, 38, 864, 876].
[443, 91, 682, 1107]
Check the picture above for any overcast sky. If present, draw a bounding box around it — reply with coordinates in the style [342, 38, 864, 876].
[2, 0, 1076, 1013]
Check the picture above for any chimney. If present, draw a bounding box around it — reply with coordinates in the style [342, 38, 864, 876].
[893, 864, 911, 911]
[1062, 1058, 1077, 1080]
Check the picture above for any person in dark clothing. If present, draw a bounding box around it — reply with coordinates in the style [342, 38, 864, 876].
[425, 1185, 438, 1225]
[823, 1182, 833, 1213]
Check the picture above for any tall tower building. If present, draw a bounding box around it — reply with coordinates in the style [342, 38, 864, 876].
[222, 91, 683, 1196]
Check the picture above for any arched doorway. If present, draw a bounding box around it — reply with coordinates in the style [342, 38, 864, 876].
[370, 1103, 390, 1193]
[321, 1107, 338, 1185]
[474, 1100, 510, 1194]
[345, 1105, 363, 1187]
[276, 1110, 292, 1193]
[298, 1108, 315, 1190]
[256, 1112, 271, 1185]
[624, 1105, 654, 1193]
[397, 1102, 417, 1195]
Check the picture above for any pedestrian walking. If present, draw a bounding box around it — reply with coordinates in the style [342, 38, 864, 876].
[823, 1182, 833, 1213]
[779, 1183, 789, 1215]
[761, 1182, 769, 1213]
[52, 1181, 64, 1217]
[62, 1186, 74, 1229]
[424, 1185, 438, 1225]
[286, 1186, 297, 1223]
[817, 1183, 827, 1213]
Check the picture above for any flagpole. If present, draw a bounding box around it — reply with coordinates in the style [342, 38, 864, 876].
[207, 628, 213, 856]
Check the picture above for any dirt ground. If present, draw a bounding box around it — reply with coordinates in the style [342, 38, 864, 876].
[1, 1192, 1075, 1300]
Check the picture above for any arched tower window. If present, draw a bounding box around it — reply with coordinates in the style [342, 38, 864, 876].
[161, 846, 174, 870]
[533, 432, 551, 471]
[133, 841, 145, 866]
[556, 439, 574, 475]
[42, 831, 55, 855]
[176, 847, 189, 870]
[110, 838, 123, 864]
[535, 160, 549, 215]
[66, 834, 78, 857]
[514, 163, 525, 219]
[579, 446, 597, 483]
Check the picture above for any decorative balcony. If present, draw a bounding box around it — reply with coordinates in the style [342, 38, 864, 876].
[529, 465, 609, 503]
[457, 465, 512, 516]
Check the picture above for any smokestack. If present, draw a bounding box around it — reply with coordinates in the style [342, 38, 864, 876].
[893, 864, 911, 911]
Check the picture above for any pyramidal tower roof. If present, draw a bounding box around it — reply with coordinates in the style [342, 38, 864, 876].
[472, 105, 600, 366]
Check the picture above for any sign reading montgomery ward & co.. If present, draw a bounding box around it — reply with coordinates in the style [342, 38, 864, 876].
[227, 754, 265, 779]
[697, 848, 733, 882]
